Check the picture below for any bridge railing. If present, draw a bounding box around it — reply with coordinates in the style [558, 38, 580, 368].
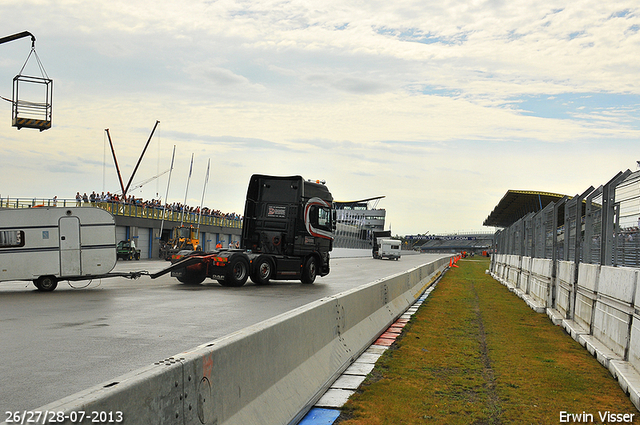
[0, 197, 243, 229]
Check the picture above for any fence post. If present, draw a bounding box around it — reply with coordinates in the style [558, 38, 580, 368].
[601, 170, 632, 266]
[548, 197, 567, 308]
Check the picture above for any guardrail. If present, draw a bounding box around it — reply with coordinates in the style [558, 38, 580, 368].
[490, 254, 640, 410]
[0, 198, 242, 229]
[7, 256, 450, 425]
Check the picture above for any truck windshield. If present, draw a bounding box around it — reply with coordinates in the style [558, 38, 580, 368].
[177, 228, 191, 238]
[316, 207, 331, 231]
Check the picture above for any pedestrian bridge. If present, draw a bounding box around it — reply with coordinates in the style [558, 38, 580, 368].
[0, 197, 242, 259]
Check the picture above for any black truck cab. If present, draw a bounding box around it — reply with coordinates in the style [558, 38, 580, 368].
[151, 175, 335, 287]
[242, 175, 334, 279]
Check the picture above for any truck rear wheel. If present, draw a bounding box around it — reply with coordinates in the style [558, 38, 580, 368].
[251, 256, 273, 285]
[34, 276, 58, 292]
[223, 256, 249, 287]
[301, 256, 317, 284]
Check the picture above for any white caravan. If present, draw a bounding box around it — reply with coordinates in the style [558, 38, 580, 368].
[378, 239, 401, 260]
[0, 207, 117, 291]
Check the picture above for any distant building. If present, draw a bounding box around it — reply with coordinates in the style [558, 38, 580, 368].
[334, 196, 386, 249]
[406, 232, 495, 254]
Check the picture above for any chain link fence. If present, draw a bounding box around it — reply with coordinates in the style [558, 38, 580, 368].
[493, 169, 640, 268]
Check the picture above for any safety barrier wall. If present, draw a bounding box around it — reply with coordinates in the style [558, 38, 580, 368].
[518, 256, 531, 293]
[574, 263, 600, 334]
[20, 256, 450, 425]
[630, 294, 640, 374]
[530, 258, 553, 311]
[506, 254, 521, 289]
[490, 255, 640, 409]
[591, 266, 637, 359]
[493, 256, 501, 276]
[555, 261, 574, 320]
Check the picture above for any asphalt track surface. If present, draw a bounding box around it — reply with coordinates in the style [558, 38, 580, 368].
[0, 250, 448, 414]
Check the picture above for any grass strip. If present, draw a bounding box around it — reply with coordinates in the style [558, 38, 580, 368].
[336, 257, 639, 425]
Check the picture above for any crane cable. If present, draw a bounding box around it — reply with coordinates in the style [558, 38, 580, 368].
[19, 45, 49, 79]
[0, 44, 50, 104]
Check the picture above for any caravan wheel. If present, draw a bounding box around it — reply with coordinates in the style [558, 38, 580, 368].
[34, 276, 58, 292]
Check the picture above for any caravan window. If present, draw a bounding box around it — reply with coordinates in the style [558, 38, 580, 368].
[0, 230, 25, 248]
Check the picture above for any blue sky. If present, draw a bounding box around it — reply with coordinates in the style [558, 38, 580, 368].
[0, 0, 638, 235]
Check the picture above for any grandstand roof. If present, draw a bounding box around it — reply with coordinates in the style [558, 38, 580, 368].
[483, 190, 567, 228]
[334, 196, 385, 209]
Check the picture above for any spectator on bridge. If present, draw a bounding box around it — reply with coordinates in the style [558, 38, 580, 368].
[74, 190, 243, 221]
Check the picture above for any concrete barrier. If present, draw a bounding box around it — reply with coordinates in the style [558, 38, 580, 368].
[555, 260, 575, 320]
[574, 263, 600, 333]
[499, 254, 509, 284]
[505, 254, 521, 290]
[527, 258, 552, 313]
[581, 266, 638, 365]
[629, 279, 640, 374]
[490, 254, 640, 411]
[562, 263, 599, 339]
[15, 256, 450, 425]
[612, 278, 640, 409]
[492, 254, 506, 283]
[517, 256, 531, 294]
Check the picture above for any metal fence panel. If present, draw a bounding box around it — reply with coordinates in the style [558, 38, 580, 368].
[494, 169, 639, 270]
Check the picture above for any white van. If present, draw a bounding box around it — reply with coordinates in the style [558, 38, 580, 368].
[378, 239, 401, 260]
[0, 207, 117, 291]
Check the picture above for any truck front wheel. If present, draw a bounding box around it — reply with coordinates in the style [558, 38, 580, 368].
[223, 256, 249, 287]
[301, 256, 317, 284]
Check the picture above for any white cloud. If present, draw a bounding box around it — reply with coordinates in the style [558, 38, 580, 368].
[0, 0, 639, 234]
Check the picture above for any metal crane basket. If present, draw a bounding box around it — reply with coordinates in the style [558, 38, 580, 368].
[12, 73, 53, 131]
